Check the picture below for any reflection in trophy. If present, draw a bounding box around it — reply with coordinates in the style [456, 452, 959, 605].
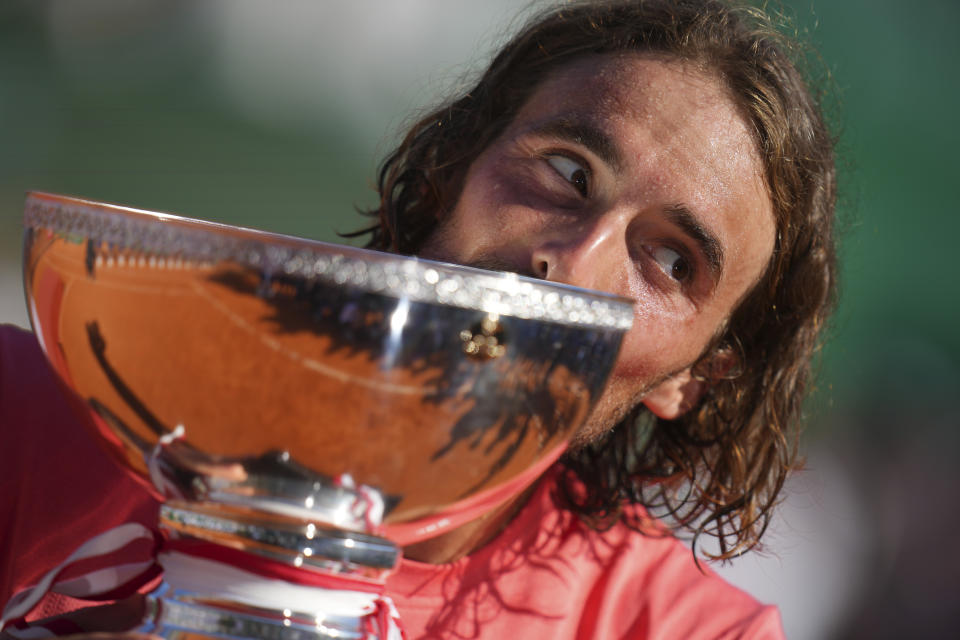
[20, 192, 633, 639]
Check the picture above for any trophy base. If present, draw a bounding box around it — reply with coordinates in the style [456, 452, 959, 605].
[144, 505, 403, 639]
[139, 582, 372, 640]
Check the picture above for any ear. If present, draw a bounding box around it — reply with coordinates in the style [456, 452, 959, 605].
[641, 368, 706, 420]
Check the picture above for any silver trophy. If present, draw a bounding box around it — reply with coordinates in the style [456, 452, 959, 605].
[21, 192, 632, 639]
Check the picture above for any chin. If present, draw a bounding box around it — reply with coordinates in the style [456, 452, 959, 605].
[568, 396, 640, 451]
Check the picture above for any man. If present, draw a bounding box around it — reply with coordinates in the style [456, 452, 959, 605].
[1, 0, 835, 637]
[355, 0, 835, 567]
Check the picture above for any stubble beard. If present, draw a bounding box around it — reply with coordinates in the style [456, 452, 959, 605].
[567, 374, 653, 451]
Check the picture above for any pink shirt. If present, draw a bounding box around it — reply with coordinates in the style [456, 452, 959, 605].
[1, 325, 783, 638]
[388, 467, 783, 639]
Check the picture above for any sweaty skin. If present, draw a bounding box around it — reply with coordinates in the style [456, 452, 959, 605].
[409, 54, 776, 563]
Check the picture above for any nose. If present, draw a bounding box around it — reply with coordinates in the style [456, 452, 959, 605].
[529, 214, 624, 290]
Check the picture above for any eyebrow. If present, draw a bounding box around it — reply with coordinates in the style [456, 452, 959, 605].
[528, 120, 624, 173]
[664, 204, 725, 282]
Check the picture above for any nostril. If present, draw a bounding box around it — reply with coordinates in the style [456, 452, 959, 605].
[534, 259, 549, 279]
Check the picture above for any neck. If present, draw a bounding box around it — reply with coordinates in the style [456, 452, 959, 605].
[401, 481, 540, 564]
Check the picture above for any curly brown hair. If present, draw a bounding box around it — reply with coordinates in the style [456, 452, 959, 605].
[349, 0, 837, 559]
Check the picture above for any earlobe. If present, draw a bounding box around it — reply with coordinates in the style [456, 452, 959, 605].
[641, 369, 706, 420]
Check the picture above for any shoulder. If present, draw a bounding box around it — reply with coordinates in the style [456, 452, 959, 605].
[0, 324, 61, 463]
[0, 324, 158, 612]
[0, 324, 49, 389]
[561, 488, 786, 639]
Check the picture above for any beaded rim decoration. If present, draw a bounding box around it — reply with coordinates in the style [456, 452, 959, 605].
[24, 192, 635, 330]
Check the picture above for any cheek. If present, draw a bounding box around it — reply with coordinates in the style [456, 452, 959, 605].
[444, 172, 512, 239]
[611, 309, 705, 383]
[426, 191, 504, 262]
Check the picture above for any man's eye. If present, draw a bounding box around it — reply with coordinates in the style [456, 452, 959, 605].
[546, 155, 589, 197]
[649, 245, 692, 282]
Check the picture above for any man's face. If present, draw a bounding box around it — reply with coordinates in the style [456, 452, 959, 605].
[420, 54, 775, 443]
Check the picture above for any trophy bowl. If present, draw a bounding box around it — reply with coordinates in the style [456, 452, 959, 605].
[21, 192, 633, 637]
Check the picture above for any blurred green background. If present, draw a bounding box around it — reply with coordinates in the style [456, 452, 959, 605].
[1, 1, 958, 638]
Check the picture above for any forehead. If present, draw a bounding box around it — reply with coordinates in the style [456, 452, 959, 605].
[519, 54, 764, 201]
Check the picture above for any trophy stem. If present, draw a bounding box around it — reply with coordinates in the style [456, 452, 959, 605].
[160, 502, 398, 577]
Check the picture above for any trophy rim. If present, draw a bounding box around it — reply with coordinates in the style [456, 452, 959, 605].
[24, 191, 635, 331]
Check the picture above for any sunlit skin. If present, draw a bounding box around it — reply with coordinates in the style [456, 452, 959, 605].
[408, 54, 777, 563]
